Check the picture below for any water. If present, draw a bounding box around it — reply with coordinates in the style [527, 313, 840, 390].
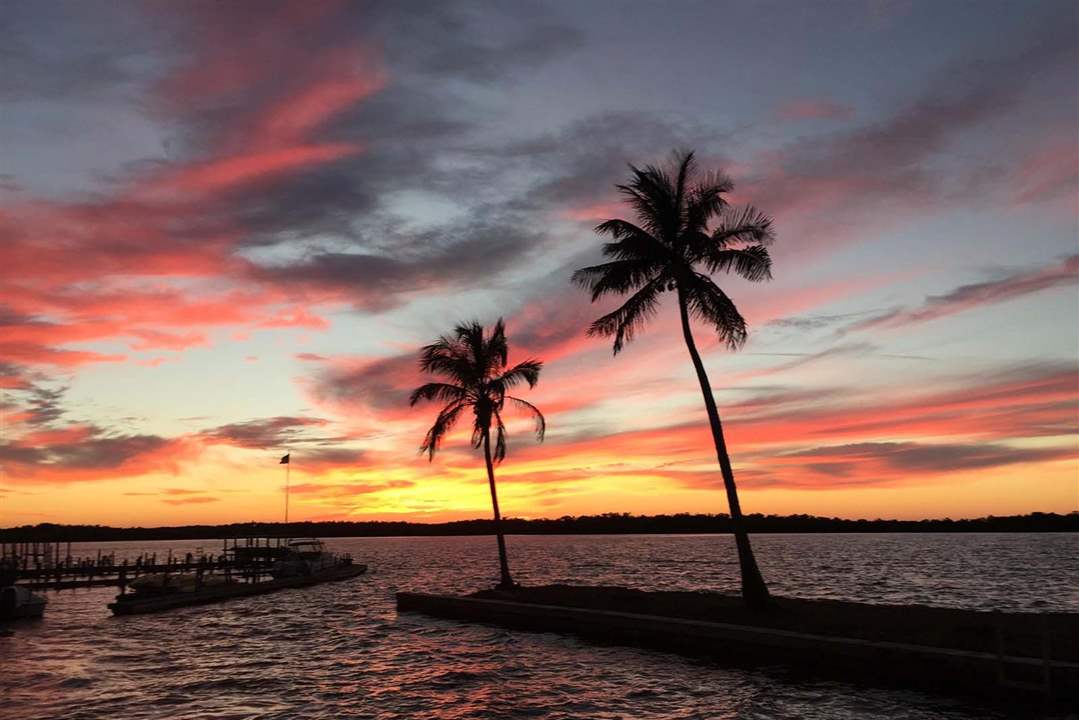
[2, 533, 1076, 719]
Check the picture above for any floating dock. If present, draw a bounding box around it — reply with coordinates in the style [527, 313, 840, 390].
[396, 591, 1079, 705]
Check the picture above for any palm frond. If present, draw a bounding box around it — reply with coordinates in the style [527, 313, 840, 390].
[409, 382, 467, 407]
[419, 400, 466, 461]
[593, 219, 670, 261]
[571, 259, 661, 301]
[625, 162, 679, 240]
[508, 395, 546, 441]
[587, 275, 667, 354]
[418, 336, 472, 383]
[710, 205, 775, 247]
[491, 408, 507, 462]
[671, 150, 696, 226]
[454, 320, 488, 381]
[471, 420, 485, 450]
[487, 317, 509, 373]
[682, 273, 748, 350]
[615, 183, 663, 237]
[684, 171, 734, 234]
[702, 245, 773, 282]
[499, 359, 543, 389]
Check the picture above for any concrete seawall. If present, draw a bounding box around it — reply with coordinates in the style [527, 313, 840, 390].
[396, 591, 1078, 705]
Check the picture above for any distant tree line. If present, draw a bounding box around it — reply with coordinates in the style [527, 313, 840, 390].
[2, 512, 1075, 543]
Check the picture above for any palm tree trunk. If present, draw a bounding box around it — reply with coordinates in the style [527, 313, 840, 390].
[482, 428, 515, 588]
[676, 289, 770, 609]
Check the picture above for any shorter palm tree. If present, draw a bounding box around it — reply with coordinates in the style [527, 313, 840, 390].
[410, 319, 545, 588]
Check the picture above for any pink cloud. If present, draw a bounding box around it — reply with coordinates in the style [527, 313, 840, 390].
[849, 255, 1079, 332]
[151, 144, 364, 197]
[1012, 135, 1079, 205]
[0, 3, 386, 372]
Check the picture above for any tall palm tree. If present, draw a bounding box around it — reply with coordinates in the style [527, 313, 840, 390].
[409, 319, 545, 589]
[572, 150, 774, 609]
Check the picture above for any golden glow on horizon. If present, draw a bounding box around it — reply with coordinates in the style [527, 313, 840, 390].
[3, 447, 1075, 527]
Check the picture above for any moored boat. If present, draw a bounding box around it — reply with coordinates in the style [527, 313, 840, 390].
[1, 584, 47, 621]
[271, 538, 343, 578]
[108, 538, 365, 615]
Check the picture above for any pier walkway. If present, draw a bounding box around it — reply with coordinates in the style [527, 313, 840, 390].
[1, 536, 289, 590]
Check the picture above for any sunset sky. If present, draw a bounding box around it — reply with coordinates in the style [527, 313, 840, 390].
[1, 0, 1077, 527]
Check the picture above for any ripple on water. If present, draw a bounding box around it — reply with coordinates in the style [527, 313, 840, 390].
[4, 533, 1076, 720]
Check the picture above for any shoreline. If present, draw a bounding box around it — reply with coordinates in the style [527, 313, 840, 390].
[3, 512, 1076, 542]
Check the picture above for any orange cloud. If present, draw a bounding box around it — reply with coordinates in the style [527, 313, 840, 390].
[162, 496, 219, 505]
[0, 433, 200, 485]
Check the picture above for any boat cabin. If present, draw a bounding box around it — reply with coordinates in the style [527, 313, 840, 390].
[286, 539, 326, 559]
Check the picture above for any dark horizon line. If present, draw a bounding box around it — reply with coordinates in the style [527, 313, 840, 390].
[2, 511, 1075, 542]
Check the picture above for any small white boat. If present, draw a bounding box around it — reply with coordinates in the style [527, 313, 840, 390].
[1, 585, 47, 620]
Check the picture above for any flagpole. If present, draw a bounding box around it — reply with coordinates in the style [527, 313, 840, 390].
[284, 453, 290, 525]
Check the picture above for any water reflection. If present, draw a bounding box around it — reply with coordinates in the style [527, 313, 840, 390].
[3, 533, 1074, 719]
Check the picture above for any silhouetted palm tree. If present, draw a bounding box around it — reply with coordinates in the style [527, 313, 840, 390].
[572, 150, 774, 609]
[410, 319, 545, 588]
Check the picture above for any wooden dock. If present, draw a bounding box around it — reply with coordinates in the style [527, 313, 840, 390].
[2, 536, 291, 591]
